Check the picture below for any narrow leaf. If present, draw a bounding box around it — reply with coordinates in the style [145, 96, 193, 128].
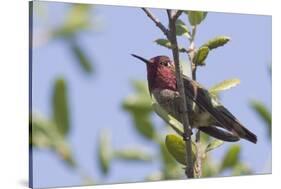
[209, 79, 240, 95]
[220, 145, 240, 171]
[250, 100, 271, 138]
[193, 46, 209, 66]
[203, 36, 230, 50]
[188, 11, 207, 26]
[114, 149, 152, 161]
[52, 78, 70, 136]
[98, 130, 112, 175]
[70, 41, 93, 73]
[205, 139, 224, 153]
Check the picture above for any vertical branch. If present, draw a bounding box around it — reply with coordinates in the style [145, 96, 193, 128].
[187, 25, 203, 178]
[141, 8, 194, 178]
[167, 10, 194, 178]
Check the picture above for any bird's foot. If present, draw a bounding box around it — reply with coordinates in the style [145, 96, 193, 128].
[182, 130, 193, 141]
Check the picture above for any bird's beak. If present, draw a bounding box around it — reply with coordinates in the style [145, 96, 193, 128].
[131, 54, 151, 64]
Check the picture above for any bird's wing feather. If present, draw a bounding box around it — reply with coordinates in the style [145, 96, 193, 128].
[182, 75, 257, 143]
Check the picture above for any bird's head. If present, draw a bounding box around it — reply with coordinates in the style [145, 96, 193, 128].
[131, 54, 177, 92]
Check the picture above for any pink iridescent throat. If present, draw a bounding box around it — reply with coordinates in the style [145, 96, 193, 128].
[146, 63, 177, 92]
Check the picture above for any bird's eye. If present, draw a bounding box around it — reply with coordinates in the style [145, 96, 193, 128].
[160, 61, 169, 67]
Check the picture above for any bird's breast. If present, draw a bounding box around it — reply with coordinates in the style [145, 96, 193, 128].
[152, 88, 214, 128]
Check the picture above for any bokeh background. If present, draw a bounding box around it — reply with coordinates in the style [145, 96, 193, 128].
[30, 1, 272, 188]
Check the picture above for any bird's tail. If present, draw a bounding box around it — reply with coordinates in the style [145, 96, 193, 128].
[199, 126, 240, 142]
[232, 122, 257, 143]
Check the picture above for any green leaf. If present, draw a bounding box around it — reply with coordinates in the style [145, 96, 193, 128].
[98, 130, 112, 175]
[154, 38, 187, 53]
[52, 78, 70, 136]
[114, 149, 152, 161]
[193, 46, 209, 66]
[250, 100, 271, 138]
[176, 19, 190, 37]
[220, 144, 240, 171]
[203, 36, 230, 50]
[205, 139, 224, 153]
[165, 134, 195, 165]
[209, 79, 240, 96]
[70, 41, 93, 73]
[155, 39, 172, 49]
[188, 11, 207, 26]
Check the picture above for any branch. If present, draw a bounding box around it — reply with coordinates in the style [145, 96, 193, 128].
[187, 25, 203, 178]
[141, 8, 170, 39]
[168, 10, 194, 178]
[173, 10, 183, 21]
[190, 26, 197, 80]
[141, 7, 194, 178]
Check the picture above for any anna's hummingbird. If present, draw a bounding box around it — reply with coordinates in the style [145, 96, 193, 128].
[132, 54, 257, 144]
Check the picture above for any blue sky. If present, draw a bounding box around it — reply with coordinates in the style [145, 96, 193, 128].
[31, 1, 272, 188]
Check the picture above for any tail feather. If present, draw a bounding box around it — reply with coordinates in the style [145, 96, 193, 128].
[238, 125, 257, 143]
[199, 126, 240, 142]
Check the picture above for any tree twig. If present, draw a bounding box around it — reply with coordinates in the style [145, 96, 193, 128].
[141, 8, 170, 39]
[187, 25, 203, 178]
[167, 9, 194, 178]
[173, 10, 183, 21]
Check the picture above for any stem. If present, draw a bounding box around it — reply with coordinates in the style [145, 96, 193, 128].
[167, 9, 194, 178]
[141, 8, 170, 39]
[188, 25, 203, 178]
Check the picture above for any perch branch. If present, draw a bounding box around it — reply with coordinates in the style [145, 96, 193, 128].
[167, 9, 194, 178]
[142, 7, 194, 178]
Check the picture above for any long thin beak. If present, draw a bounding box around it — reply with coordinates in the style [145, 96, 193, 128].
[131, 54, 151, 64]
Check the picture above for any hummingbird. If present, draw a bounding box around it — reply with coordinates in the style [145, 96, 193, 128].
[131, 54, 257, 144]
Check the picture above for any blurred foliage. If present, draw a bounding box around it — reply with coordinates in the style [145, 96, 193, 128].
[250, 100, 271, 139]
[249, 63, 272, 140]
[31, 78, 75, 167]
[52, 78, 70, 136]
[122, 80, 155, 140]
[98, 129, 112, 175]
[35, 3, 94, 74]
[31, 4, 271, 186]
[52, 4, 91, 38]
